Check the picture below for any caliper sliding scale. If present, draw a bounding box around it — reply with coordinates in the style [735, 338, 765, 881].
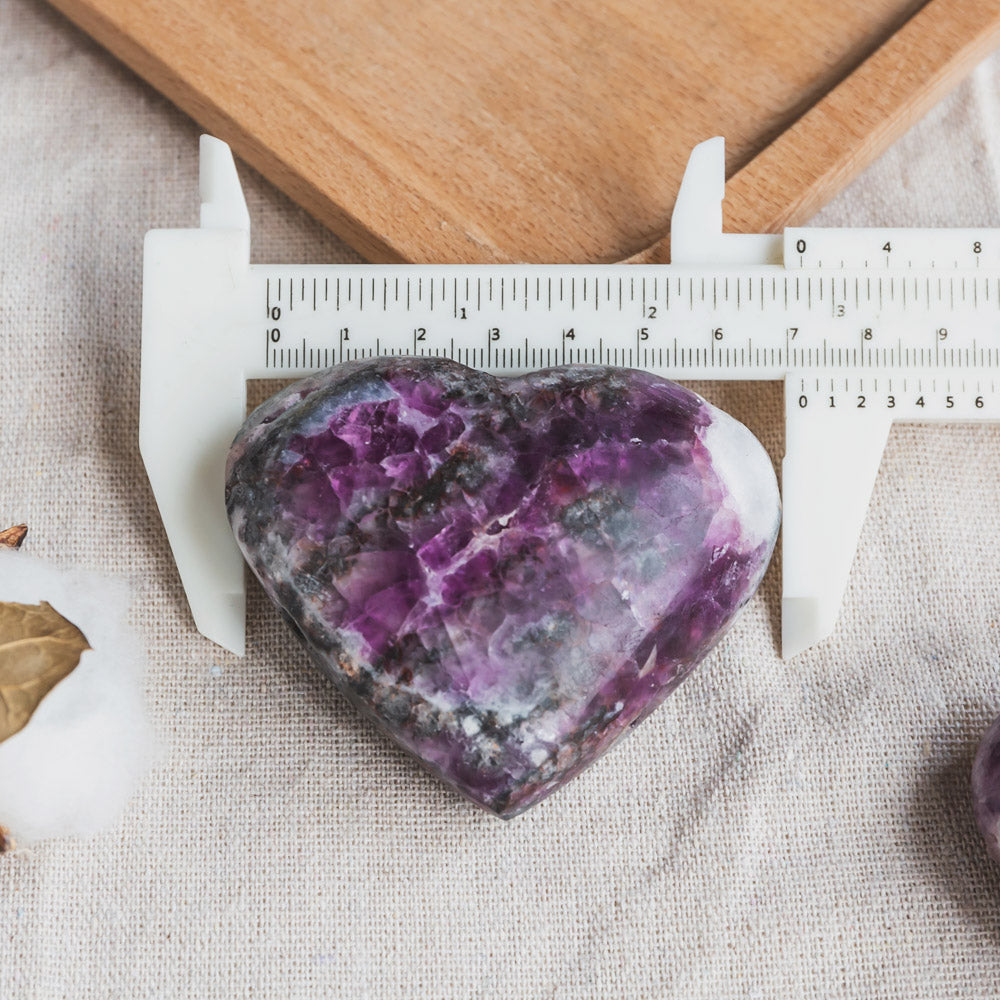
[141, 135, 1000, 658]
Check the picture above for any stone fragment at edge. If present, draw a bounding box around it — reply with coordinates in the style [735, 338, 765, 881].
[226, 358, 780, 817]
[973, 714, 1000, 864]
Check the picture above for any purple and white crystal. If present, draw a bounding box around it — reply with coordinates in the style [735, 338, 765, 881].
[226, 358, 779, 817]
[973, 714, 1000, 863]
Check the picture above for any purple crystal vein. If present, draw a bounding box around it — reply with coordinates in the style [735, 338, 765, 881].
[226, 358, 779, 817]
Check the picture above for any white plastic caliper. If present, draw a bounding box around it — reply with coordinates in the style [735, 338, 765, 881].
[141, 135, 1000, 657]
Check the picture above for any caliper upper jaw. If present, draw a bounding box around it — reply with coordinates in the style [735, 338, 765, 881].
[670, 136, 782, 267]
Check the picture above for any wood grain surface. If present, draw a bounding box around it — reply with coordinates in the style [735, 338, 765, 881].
[44, 0, 1000, 263]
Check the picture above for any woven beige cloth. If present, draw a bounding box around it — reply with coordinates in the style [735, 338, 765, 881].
[3, 0, 1000, 995]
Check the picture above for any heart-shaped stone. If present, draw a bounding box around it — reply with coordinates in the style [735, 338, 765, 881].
[226, 359, 779, 817]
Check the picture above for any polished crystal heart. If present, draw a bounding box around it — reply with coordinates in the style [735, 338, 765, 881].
[226, 359, 779, 817]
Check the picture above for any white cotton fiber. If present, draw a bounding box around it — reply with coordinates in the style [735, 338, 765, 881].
[0, 551, 158, 845]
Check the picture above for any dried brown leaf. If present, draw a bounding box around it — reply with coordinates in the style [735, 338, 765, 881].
[0, 602, 90, 744]
[0, 826, 12, 853]
[0, 525, 27, 550]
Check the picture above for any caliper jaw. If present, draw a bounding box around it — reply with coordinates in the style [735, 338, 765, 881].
[140, 136, 253, 655]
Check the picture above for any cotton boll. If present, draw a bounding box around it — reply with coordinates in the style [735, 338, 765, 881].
[0, 551, 158, 845]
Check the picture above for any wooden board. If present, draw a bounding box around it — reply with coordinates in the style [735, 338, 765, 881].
[46, 0, 1000, 263]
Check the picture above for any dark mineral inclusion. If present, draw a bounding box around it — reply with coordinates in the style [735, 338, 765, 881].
[226, 358, 780, 817]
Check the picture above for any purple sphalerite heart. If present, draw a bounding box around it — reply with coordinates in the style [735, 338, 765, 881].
[226, 359, 779, 817]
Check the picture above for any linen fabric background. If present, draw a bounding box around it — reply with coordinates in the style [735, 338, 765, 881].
[3, 0, 1000, 995]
